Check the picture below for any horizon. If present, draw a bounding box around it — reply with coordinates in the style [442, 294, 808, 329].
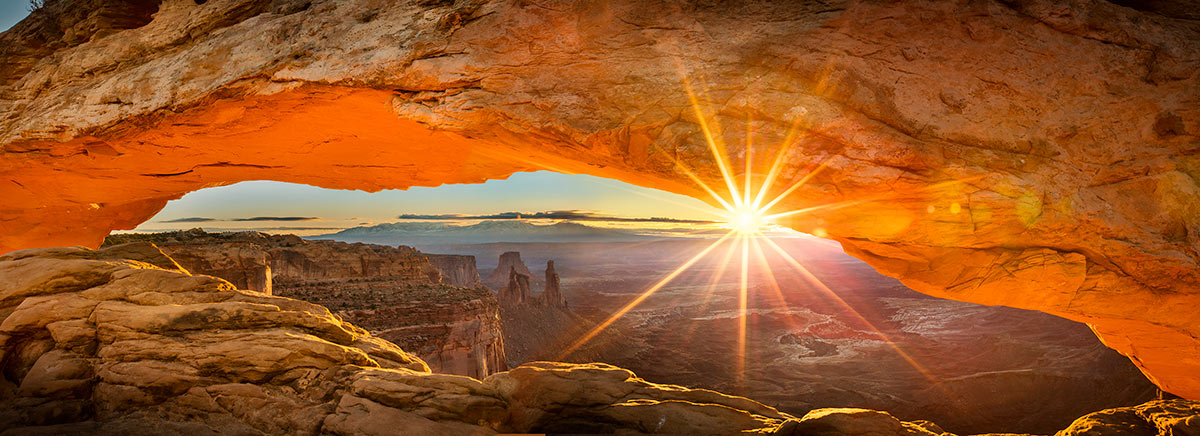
[126, 171, 781, 238]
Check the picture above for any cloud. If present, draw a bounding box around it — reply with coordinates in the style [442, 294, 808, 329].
[159, 217, 218, 223]
[397, 210, 717, 224]
[231, 216, 321, 222]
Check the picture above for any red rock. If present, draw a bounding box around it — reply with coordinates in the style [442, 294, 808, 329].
[103, 230, 507, 379]
[426, 254, 484, 289]
[497, 267, 532, 307]
[537, 260, 567, 309]
[484, 252, 541, 290]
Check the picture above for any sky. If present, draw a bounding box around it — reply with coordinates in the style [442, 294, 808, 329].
[1, 3, 28, 33]
[133, 171, 732, 235]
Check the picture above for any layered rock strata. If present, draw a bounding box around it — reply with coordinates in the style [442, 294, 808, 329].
[497, 267, 532, 307]
[103, 230, 506, 378]
[0, 0, 1198, 398]
[105, 230, 439, 285]
[0, 245, 784, 435]
[484, 252, 541, 291]
[425, 254, 483, 288]
[539, 260, 567, 309]
[280, 280, 508, 379]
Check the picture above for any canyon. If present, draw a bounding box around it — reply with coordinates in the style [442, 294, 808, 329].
[1, 0, 1199, 434]
[397, 238, 1162, 434]
[0, 242, 1196, 435]
[104, 229, 507, 379]
[486, 253, 597, 369]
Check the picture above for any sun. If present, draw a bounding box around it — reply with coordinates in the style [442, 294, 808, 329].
[726, 205, 768, 235]
[556, 71, 961, 399]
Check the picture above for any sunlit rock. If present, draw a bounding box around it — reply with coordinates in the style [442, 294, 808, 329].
[104, 230, 508, 379]
[0, 245, 802, 434]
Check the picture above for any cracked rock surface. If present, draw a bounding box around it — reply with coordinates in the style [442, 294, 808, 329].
[0, 243, 797, 434]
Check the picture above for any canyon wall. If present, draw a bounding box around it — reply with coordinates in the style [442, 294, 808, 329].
[103, 230, 507, 378]
[155, 241, 273, 294]
[426, 254, 484, 288]
[0, 0, 1198, 398]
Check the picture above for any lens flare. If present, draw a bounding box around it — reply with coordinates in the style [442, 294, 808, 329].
[727, 206, 767, 234]
[557, 69, 977, 412]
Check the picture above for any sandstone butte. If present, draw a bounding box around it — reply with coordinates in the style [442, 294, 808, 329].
[0, 0, 1197, 428]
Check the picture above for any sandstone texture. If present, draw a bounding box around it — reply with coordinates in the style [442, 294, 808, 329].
[1056, 399, 1200, 436]
[0, 245, 798, 435]
[106, 230, 440, 285]
[0, 0, 1199, 399]
[104, 230, 506, 378]
[0, 232, 1197, 434]
[498, 267, 532, 307]
[484, 252, 542, 291]
[282, 280, 509, 380]
[107, 231, 274, 293]
[539, 260, 567, 309]
[425, 254, 483, 288]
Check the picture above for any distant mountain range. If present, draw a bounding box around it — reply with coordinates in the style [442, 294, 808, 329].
[309, 220, 664, 245]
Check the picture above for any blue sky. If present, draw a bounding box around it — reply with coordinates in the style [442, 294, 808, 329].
[1, 3, 28, 33]
[135, 172, 726, 235]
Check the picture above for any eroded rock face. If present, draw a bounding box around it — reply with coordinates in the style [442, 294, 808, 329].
[0, 245, 798, 435]
[1, 0, 1199, 398]
[1, 244, 1198, 435]
[539, 260, 567, 309]
[104, 230, 505, 378]
[497, 267, 532, 307]
[0, 243, 428, 432]
[426, 254, 484, 288]
[105, 229, 441, 286]
[484, 252, 541, 291]
[1055, 399, 1200, 436]
[118, 236, 274, 294]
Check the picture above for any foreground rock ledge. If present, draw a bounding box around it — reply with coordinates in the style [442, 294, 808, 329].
[1, 244, 1197, 435]
[0, 244, 794, 435]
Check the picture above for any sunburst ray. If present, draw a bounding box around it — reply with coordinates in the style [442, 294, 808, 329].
[681, 74, 743, 208]
[758, 237, 950, 389]
[558, 231, 735, 360]
[736, 234, 750, 388]
[680, 237, 742, 345]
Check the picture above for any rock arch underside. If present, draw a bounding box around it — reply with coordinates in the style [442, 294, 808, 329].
[1, 0, 1199, 434]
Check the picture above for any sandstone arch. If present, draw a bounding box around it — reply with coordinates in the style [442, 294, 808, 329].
[1, 0, 1198, 400]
